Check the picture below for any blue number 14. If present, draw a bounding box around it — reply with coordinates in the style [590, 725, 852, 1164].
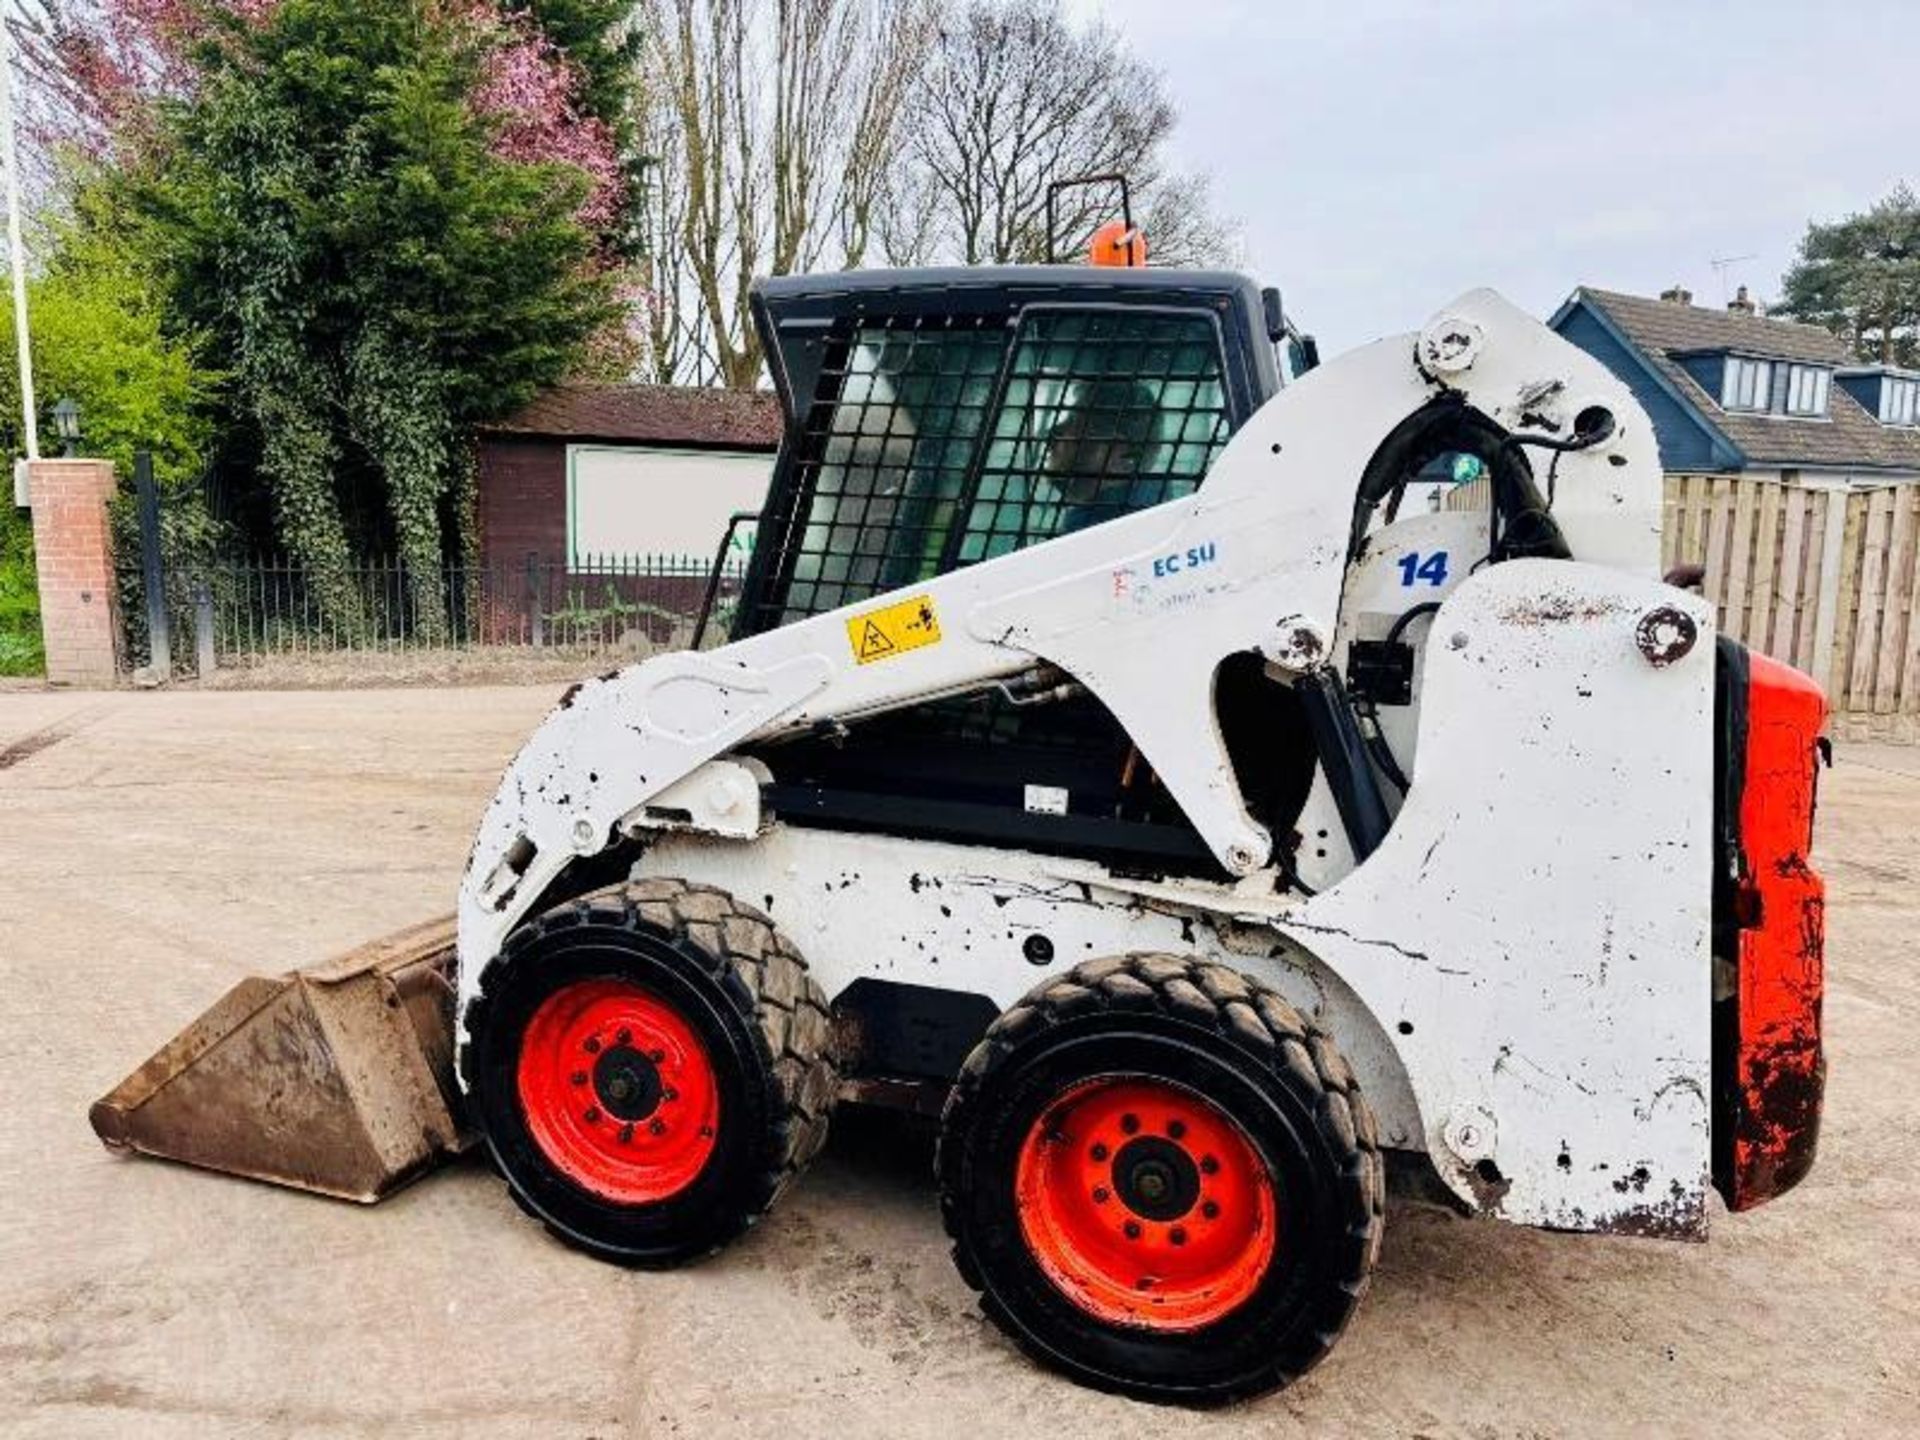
[1396, 551, 1450, 588]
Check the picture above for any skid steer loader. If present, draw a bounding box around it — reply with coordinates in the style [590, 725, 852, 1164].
[93, 248, 1828, 1403]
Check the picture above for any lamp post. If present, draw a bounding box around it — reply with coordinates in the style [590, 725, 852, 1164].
[1, 13, 37, 505]
[52, 396, 79, 456]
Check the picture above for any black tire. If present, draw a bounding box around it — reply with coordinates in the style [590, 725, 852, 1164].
[937, 953, 1384, 1405]
[461, 878, 837, 1266]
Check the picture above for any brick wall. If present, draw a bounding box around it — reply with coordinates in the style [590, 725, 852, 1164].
[476, 435, 567, 570]
[27, 459, 120, 686]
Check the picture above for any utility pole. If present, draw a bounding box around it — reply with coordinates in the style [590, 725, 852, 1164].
[0, 4, 38, 507]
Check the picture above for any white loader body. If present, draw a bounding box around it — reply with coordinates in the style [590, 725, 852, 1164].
[456, 289, 1715, 1238]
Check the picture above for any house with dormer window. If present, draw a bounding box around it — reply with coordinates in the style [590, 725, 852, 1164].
[1548, 284, 1920, 487]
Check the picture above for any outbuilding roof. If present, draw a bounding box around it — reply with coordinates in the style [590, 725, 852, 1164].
[1570, 288, 1920, 473]
[484, 383, 782, 450]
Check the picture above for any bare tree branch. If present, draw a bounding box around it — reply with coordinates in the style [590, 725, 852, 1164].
[634, 0, 1235, 387]
[905, 0, 1232, 268]
[634, 0, 933, 388]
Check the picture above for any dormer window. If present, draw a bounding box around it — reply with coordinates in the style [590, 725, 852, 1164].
[1883, 376, 1919, 428]
[1722, 357, 1772, 411]
[1784, 364, 1830, 417]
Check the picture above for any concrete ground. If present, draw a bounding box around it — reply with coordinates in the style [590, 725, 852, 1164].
[0, 686, 1914, 1439]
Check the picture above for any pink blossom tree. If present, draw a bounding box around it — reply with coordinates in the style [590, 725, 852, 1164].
[10, 0, 628, 240]
[459, 2, 626, 234]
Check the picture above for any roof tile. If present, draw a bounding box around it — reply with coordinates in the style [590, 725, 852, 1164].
[483, 384, 781, 449]
[1577, 289, 1920, 473]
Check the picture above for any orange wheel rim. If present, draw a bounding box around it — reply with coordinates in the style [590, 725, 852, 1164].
[516, 978, 721, 1205]
[1015, 1076, 1277, 1331]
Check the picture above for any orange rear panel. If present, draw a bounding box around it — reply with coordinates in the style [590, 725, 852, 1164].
[1722, 652, 1826, 1210]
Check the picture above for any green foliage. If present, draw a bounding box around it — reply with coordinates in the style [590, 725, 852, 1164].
[121, 0, 622, 633]
[0, 189, 217, 492]
[546, 582, 678, 630]
[0, 507, 42, 676]
[1777, 184, 1920, 368]
[0, 192, 221, 675]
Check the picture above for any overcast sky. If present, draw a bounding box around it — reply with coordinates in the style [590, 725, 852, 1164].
[1078, 0, 1917, 353]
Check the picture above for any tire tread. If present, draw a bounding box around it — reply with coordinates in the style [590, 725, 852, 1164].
[937, 951, 1384, 1401]
[464, 877, 837, 1258]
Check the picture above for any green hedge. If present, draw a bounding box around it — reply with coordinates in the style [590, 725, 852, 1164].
[0, 503, 40, 676]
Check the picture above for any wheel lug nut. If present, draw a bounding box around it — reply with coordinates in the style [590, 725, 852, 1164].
[663, 1087, 678, 1102]
[618, 1123, 634, 1144]
[1200, 1154, 1219, 1175]
[584, 1036, 601, 1054]
[649, 1118, 667, 1136]
[647, 1048, 665, 1063]
[617, 1027, 632, 1044]
[1090, 1142, 1109, 1162]
[698, 1125, 715, 1138]
[1170, 1226, 1188, 1246]
[1201, 1200, 1220, 1219]
[1120, 1113, 1140, 1135]
[584, 1106, 601, 1123]
[1092, 1186, 1110, 1204]
[1168, 1119, 1186, 1140]
[570, 1071, 588, 1086]
[1123, 1220, 1142, 1240]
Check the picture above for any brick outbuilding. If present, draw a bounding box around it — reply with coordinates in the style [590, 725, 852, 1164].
[475, 384, 781, 574]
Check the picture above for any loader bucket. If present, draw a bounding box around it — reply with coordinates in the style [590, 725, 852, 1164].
[89, 916, 474, 1203]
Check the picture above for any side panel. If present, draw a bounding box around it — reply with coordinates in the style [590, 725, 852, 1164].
[1717, 651, 1828, 1209]
[1276, 560, 1717, 1236]
[632, 827, 1427, 1151]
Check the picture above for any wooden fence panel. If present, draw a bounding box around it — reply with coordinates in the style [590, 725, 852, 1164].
[1683, 474, 1711, 573]
[1725, 481, 1757, 644]
[1703, 476, 1734, 616]
[1903, 491, 1920, 714]
[1750, 482, 1781, 648]
[1846, 489, 1894, 709]
[1654, 476, 1918, 730]
[1770, 486, 1807, 662]
[1874, 487, 1917, 713]
[1827, 491, 1858, 706]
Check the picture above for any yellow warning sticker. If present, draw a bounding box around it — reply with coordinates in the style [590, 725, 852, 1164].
[847, 594, 942, 665]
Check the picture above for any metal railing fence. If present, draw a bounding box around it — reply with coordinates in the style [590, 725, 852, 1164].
[116, 551, 742, 674]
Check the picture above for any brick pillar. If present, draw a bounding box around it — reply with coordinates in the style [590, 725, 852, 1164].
[27, 459, 121, 686]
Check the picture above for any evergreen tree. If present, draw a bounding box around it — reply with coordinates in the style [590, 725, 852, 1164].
[118, 0, 622, 633]
[1777, 185, 1920, 369]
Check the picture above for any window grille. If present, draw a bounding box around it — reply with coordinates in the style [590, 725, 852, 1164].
[776, 317, 1009, 625]
[763, 306, 1234, 627]
[953, 309, 1231, 564]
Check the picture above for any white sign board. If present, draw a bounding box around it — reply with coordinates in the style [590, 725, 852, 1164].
[567, 445, 771, 570]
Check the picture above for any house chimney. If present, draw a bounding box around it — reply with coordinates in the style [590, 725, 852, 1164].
[1727, 284, 1757, 316]
[1659, 284, 1693, 306]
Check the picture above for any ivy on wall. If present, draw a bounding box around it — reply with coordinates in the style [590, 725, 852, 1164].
[52, 0, 628, 636]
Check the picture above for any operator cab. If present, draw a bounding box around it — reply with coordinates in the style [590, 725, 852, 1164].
[728, 264, 1302, 875]
[736, 265, 1285, 635]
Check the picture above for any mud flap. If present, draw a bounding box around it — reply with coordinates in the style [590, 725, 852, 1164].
[89, 917, 474, 1203]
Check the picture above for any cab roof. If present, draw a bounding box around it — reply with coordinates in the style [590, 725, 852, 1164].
[753, 264, 1268, 309]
